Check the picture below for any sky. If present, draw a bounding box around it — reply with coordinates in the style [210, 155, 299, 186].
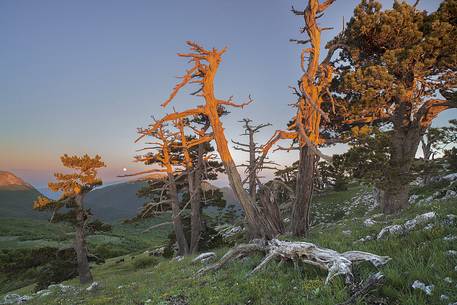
[0, 0, 454, 188]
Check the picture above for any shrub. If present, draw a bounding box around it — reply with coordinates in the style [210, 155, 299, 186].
[132, 256, 159, 270]
[93, 243, 129, 259]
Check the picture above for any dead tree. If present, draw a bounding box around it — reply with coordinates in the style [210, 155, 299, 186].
[262, 0, 342, 236]
[197, 239, 390, 286]
[138, 41, 282, 239]
[232, 118, 277, 203]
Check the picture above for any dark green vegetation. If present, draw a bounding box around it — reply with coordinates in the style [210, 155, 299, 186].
[0, 215, 172, 294]
[2, 180, 456, 305]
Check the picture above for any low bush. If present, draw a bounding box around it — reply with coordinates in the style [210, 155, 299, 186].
[132, 256, 159, 270]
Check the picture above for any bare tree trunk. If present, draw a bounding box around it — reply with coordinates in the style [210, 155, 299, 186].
[381, 106, 423, 214]
[248, 132, 257, 203]
[168, 173, 189, 255]
[190, 144, 203, 254]
[207, 105, 280, 239]
[258, 186, 284, 234]
[291, 146, 315, 236]
[74, 195, 93, 284]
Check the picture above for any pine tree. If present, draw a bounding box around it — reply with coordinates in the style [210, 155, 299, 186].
[33, 154, 105, 284]
[330, 0, 457, 213]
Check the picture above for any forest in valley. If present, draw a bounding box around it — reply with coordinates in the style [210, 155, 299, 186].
[1, 0, 457, 304]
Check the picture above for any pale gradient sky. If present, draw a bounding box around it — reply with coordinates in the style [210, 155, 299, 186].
[1, 0, 454, 188]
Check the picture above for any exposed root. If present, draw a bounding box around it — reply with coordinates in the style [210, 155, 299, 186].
[197, 239, 390, 284]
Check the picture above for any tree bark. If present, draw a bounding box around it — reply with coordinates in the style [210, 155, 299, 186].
[291, 145, 315, 236]
[258, 186, 284, 235]
[190, 144, 204, 254]
[74, 194, 93, 284]
[248, 131, 257, 203]
[381, 105, 423, 214]
[168, 173, 189, 255]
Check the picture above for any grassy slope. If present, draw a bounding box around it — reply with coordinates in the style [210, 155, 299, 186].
[4, 184, 457, 305]
[0, 216, 172, 294]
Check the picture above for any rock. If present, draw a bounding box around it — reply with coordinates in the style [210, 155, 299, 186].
[145, 299, 152, 303]
[441, 295, 449, 301]
[403, 212, 436, 230]
[363, 218, 376, 227]
[149, 247, 165, 257]
[174, 256, 184, 262]
[444, 214, 457, 226]
[444, 235, 457, 241]
[1, 294, 32, 304]
[355, 235, 374, 243]
[342, 230, 352, 235]
[34, 290, 52, 298]
[447, 250, 457, 257]
[86, 282, 100, 292]
[408, 194, 420, 204]
[47, 284, 74, 293]
[417, 196, 434, 206]
[444, 277, 453, 283]
[411, 280, 434, 295]
[165, 295, 189, 305]
[443, 190, 457, 200]
[192, 252, 216, 263]
[377, 224, 403, 240]
[441, 173, 457, 182]
[40, 291, 52, 298]
[377, 212, 436, 240]
[423, 223, 434, 231]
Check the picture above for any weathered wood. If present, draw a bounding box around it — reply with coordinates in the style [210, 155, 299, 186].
[143, 41, 282, 239]
[197, 239, 390, 285]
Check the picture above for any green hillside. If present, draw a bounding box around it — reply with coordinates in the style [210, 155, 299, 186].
[1, 179, 456, 305]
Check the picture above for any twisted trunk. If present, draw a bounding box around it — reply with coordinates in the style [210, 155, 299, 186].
[74, 194, 93, 284]
[381, 104, 423, 214]
[168, 173, 189, 255]
[291, 146, 315, 236]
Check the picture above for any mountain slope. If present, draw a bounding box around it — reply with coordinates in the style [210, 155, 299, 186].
[85, 180, 241, 222]
[0, 171, 47, 219]
[85, 181, 149, 222]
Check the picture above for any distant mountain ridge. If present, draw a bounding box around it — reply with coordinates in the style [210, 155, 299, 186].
[0, 171, 34, 191]
[0, 171, 241, 222]
[0, 171, 48, 219]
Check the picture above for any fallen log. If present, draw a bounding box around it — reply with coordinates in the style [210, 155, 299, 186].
[197, 239, 390, 284]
